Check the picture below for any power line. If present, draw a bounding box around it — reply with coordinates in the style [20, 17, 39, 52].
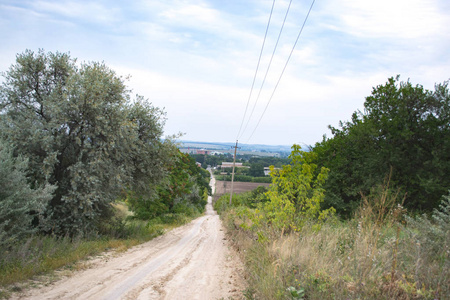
[239, 0, 293, 140]
[236, 0, 276, 140]
[246, 0, 316, 144]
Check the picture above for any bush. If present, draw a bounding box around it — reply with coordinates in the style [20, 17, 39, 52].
[0, 139, 54, 247]
[127, 151, 209, 220]
[403, 192, 450, 296]
[213, 192, 252, 215]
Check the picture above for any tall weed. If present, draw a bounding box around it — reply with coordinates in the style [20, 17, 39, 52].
[220, 185, 449, 299]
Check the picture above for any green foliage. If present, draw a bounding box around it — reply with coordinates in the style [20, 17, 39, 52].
[0, 139, 55, 247]
[128, 151, 209, 219]
[262, 145, 335, 232]
[248, 156, 291, 168]
[213, 190, 268, 215]
[249, 186, 269, 208]
[432, 191, 450, 234]
[0, 49, 170, 236]
[215, 145, 335, 236]
[249, 163, 265, 177]
[287, 286, 305, 300]
[314, 76, 450, 215]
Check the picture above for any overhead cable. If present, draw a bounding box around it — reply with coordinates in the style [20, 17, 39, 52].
[246, 0, 316, 143]
[236, 0, 276, 140]
[239, 0, 293, 140]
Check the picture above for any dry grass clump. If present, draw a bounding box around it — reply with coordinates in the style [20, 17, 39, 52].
[221, 184, 449, 300]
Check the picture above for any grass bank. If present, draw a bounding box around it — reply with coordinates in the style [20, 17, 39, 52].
[215, 192, 449, 300]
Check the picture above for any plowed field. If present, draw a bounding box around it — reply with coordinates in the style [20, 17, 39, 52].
[213, 180, 271, 202]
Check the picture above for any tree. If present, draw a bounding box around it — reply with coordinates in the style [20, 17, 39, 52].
[261, 145, 335, 232]
[128, 150, 210, 219]
[0, 49, 170, 235]
[249, 163, 265, 177]
[0, 139, 54, 247]
[314, 76, 450, 215]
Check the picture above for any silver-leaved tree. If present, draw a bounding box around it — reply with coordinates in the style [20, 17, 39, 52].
[0, 49, 173, 236]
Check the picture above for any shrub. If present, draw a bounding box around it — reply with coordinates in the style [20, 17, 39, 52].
[0, 139, 54, 247]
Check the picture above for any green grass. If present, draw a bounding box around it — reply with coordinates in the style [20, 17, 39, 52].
[0, 202, 201, 294]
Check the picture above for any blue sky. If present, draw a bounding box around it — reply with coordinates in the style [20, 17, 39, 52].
[1, 0, 449, 146]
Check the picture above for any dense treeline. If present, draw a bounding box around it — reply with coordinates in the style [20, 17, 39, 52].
[247, 156, 291, 168]
[314, 76, 450, 216]
[0, 49, 209, 245]
[127, 151, 210, 219]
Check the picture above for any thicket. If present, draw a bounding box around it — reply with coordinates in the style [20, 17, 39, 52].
[214, 147, 335, 236]
[314, 76, 450, 216]
[248, 156, 291, 168]
[127, 151, 210, 220]
[0, 139, 54, 248]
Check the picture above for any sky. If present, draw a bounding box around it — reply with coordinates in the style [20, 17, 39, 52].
[1, 0, 449, 146]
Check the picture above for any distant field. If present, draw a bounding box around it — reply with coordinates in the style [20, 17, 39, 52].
[213, 180, 271, 202]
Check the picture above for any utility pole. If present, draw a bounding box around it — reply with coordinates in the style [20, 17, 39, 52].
[229, 140, 239, 205]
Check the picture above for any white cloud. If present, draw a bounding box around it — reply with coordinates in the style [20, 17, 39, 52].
[322, 0, 448, 40]
[30, 0, 121, 25]
[160, 3, 220, 27]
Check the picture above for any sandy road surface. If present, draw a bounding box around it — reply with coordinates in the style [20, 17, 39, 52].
[12, 175, 245, 300]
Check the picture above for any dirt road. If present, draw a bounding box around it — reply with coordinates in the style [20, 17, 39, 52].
[12, 176, 245, 300]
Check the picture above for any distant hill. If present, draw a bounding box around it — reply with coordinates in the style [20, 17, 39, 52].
[177, 140, 309, 157]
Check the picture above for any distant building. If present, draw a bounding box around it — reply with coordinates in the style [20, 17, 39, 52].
[220, 162, 243, 168]
[196, 149, 210, 155]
